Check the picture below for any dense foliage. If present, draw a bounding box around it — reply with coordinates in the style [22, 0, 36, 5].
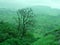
[0, 8, 38, 45]
[0, 6, 60, 45]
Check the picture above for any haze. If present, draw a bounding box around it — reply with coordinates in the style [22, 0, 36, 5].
[0, 0, 60, 9]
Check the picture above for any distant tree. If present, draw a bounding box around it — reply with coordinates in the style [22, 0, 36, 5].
[17, 8, 38, 45]
[17, 8, 35, 38]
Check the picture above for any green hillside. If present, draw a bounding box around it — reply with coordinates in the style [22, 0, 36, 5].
[0, 6, 60, 45]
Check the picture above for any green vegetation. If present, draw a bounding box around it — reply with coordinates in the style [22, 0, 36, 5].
[0, 6, 60, 45]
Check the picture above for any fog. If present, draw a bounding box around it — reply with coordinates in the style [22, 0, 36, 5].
[0, 0, 60, 9]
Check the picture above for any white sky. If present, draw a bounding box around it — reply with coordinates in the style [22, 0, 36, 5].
[0, 0, 60, 9]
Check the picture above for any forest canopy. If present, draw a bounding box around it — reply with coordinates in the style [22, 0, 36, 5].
[0, 6, 60, 45]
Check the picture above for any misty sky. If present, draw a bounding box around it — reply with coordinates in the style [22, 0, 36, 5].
[0, 0, 60, 9]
